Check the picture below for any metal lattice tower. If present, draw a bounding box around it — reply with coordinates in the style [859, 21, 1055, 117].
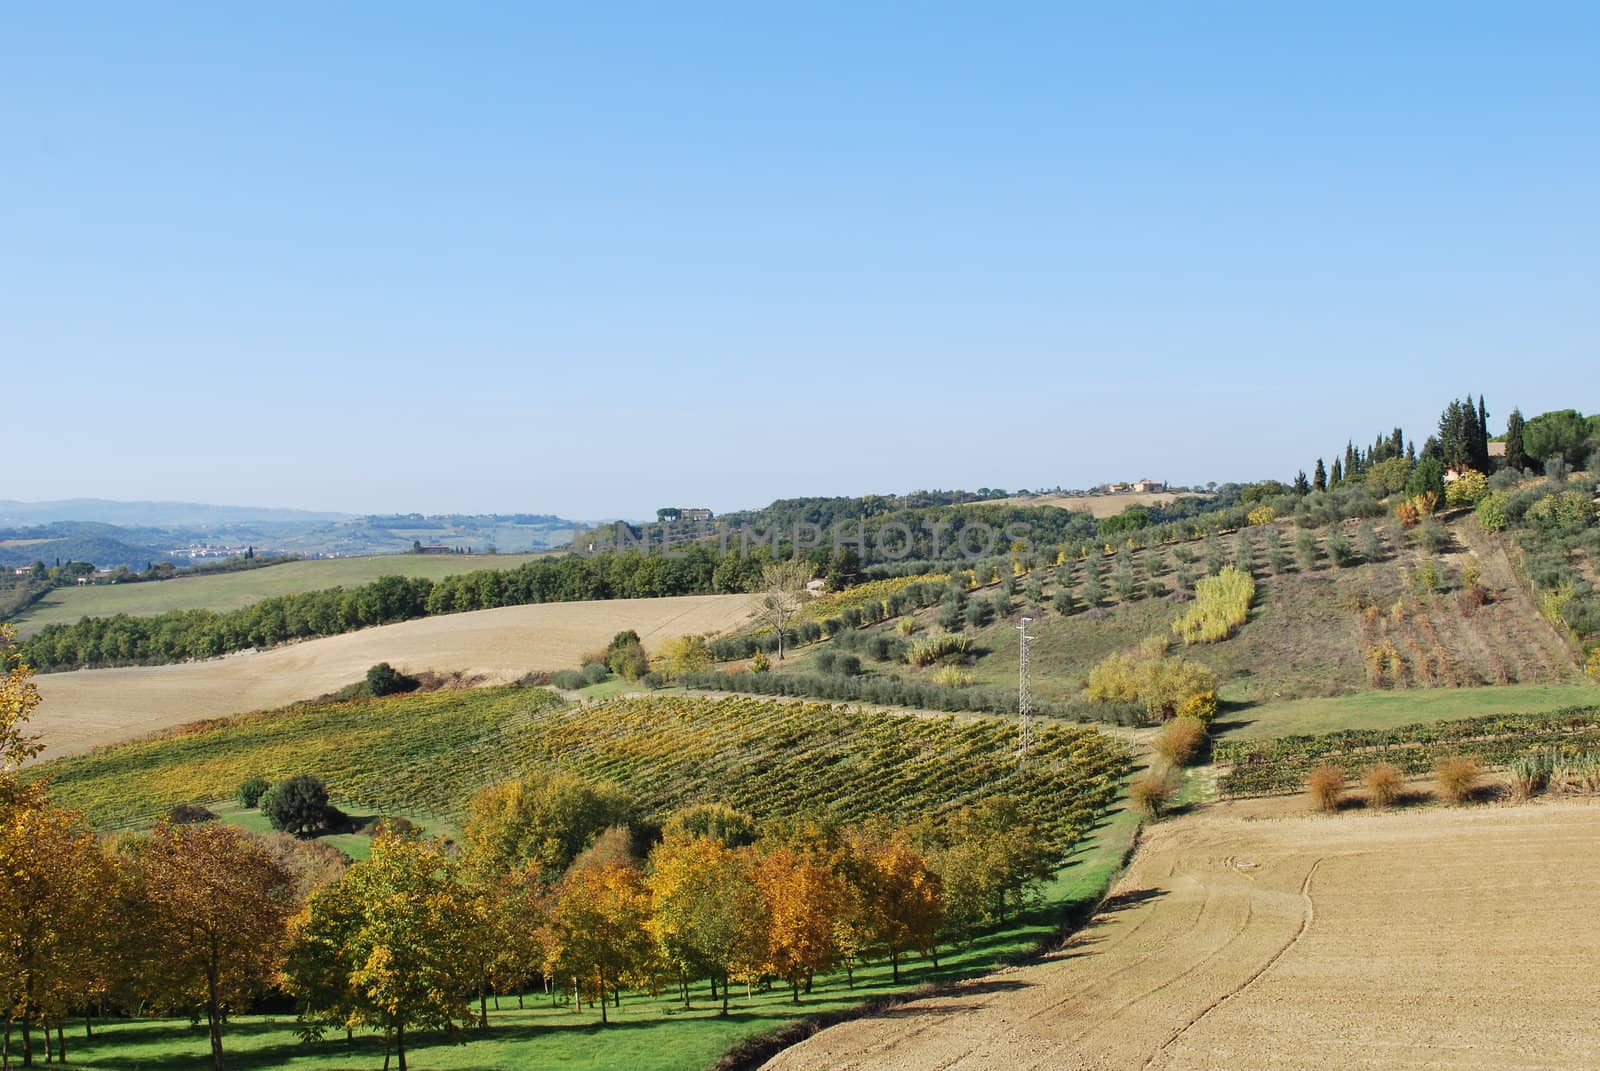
[1017, 616, 1035, 757]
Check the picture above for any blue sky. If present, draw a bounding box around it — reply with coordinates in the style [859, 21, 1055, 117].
[4, 3, 1595, 518]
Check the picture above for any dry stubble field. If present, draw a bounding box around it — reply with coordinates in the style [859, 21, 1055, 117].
[30, 593, 754, 760]
[765, 796, 1600, 1071]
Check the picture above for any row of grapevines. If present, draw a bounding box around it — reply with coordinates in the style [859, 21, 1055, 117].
[1217, 705, 1600, 796]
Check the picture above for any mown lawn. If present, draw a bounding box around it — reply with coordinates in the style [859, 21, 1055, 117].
[54, 809, 1141, 1071]
[1220, 681, 1600, 740]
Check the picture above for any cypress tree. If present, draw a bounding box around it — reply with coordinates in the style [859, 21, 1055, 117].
[1293, 470, 1310, 496]
[1475, 394, 1490, 470]
[1331, 457, 1344, 485]
[1504, 407, 1528, 472]
[1313, 459, 1327, 493]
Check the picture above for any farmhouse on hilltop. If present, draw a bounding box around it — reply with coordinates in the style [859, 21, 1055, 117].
[1131, 478, 1167, 493]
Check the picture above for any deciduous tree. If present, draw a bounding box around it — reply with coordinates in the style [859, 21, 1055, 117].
[286, 834, 475, 1069]
[134, 822, 295, 1071]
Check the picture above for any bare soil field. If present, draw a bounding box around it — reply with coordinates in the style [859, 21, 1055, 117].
[30, 593, 754, 760]
[1002, 492, 1202, 518]
[765, 796, 1600, 1071]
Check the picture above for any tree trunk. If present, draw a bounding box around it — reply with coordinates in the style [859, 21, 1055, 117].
[890, 948, 901, 984]
[84, 1010, 93, 1040]
[598, 971, 608, 1025]
[20, 1015, 30, 1068]
[53, 1023, 63, 1066]
[206, 965, 226, 1071]
[4, 1014, 12, 1071]
[478, 985, 488, 1030]
[791, 976, 800, 1003]
[720, 972, 730, 1017]
[395, 1024, 406, 1071]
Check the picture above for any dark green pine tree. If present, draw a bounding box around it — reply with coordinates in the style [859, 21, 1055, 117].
[1313, 459, 1327, 492]
[1331, 457, 1344, 485]
[1504, 407, 1528, 472]
[1293, 470, 1311, 496]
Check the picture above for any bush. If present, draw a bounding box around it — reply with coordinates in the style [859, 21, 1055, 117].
[261, 774, 332, 836]
[237, 775, 270, 809]
[1362, 763, 1403, 808]
[1153, 717, 1208, 766]
[167, 802, 217, 824]
[932, 665, 976, 688]
[365, 661, 417, 697]
[1307, 764, 1345, 812]
[1128, 771, 1177, 819]
[550, 669, 587, 689]
[1324, 532, 1356, 567]
[1172, 566, 1255, 644]
[581, 661, 611, 686]
[1434, 756, 1481, 804]
[1445, 468, 1488, 506]
[750, 649, 771, 673]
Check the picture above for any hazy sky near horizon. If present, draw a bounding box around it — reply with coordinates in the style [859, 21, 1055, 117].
[4, 3, 1596, 518]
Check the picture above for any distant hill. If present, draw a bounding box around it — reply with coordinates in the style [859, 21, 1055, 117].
[0, 498, 351, 527]
[0, 501, 583, 567]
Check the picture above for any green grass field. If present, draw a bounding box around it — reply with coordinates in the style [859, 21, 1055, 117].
[211, 803, 455, 862]
[46, 809, 1141, 1071]
[1220, 681, 1600, 740]
[12, 553, 545, 636]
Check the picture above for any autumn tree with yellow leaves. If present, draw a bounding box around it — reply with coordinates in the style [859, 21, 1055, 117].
[752, 846, 844, 1002]
[285, 833, 476, 1071]
[646, 834, 767, 1014]
[0, 802, 114, 1067]
[131, 821, 296, 1071]
[542, 860, 655, 1023]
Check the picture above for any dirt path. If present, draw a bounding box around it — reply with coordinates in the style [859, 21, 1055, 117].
[30, 594, 754, 760]
[764, 797, 1600, 1070]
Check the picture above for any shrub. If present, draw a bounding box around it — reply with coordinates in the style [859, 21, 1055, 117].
[581, 661, 611, 686]
[1434, 756, 1482, 804]
[1362, 763, 1403, 808]
[896, 616, 917, 636]
[1153, 717, 1208, 766]
[261, 774, 332, 836]
[1129, 771, 1177, 819]
[837, 654, 862, 677]
[1172, 566, 1255, 644]
[908, 633, 974, 667]
[1324, 532, 1356, 567]
[750, 649, 771, 673]
[1508, 751, 1553, 801]
[1247, 505, 1276, 526]
[1085, 652, 1141, 703]
[167, 802, 217, 824]
[1444, 468, 1488, 506]
[933, 665, 976, 688]
[366, 661, 417, 697]
[237, 775, 270, 809]
[550, 669, 586, 689]
[1307, 764, 1345, 812]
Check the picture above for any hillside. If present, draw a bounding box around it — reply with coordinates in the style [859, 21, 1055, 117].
[29, 593, 754, 759]
[37, 689, 1129, 845]
[13, 551, 546, 636]
[744, 507, 1586, 738]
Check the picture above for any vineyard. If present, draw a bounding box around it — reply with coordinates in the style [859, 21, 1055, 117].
[1216, 704, 1600, 796]
[38, 690, 1131, 851]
